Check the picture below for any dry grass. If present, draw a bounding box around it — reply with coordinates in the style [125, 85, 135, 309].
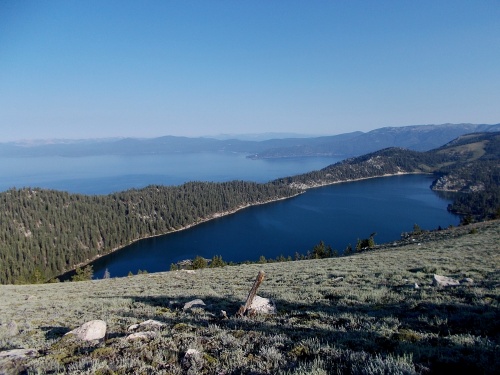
[1, 220, 499, 374]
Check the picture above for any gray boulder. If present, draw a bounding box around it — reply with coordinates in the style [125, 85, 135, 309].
[126, 331, 157, 341]
[183, 299, 206, 310]
[248, 295, 276, 315]
[433, 274, 460, 287]
[0, 348, 38, 360]
[65, 320, 106, 341]
[128, 319, 165, 331]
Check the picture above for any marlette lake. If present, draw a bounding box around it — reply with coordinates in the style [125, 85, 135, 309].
[0, 152, 460, 279]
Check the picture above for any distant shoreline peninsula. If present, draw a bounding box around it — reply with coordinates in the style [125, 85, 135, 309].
[287, 171, 425, 190]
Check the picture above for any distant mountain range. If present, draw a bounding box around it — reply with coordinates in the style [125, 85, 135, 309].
[1, 123, 499, 158]
[208, 132, 321, 141]
[249, 123, 500, 158]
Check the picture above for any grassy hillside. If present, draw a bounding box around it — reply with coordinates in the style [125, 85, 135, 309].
[1, 220, 498, 374]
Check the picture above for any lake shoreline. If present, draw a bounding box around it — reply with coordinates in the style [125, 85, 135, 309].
[289, 171, 430, 190]
[58, 171, 434, 280]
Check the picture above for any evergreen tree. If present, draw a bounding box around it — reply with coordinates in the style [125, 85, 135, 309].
[210, 255, 225, 268]
[192, 256, 207, 269]
[71, 265, 93, 282]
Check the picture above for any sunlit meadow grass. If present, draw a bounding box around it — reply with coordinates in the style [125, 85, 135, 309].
[0, 220, 498, 374]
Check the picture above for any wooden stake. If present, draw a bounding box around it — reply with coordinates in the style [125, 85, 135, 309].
[236, 270, 265, 317]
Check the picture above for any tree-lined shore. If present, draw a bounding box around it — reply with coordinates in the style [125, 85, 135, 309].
[0, 181, 299, 284]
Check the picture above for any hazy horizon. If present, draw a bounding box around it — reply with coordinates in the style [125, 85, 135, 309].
[2, 131, 330, 144]
[2, 1, 499, 142]
[3, 122, 500, 144]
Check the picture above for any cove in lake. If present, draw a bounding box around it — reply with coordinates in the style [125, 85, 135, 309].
[87, 174, 459, 279]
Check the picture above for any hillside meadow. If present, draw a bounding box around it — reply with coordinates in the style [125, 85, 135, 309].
[0, 220, 499, 374]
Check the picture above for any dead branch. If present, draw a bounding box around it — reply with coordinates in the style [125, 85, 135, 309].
[236, 270, 265, 317]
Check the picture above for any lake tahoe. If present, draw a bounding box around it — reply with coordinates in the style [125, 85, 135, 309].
[0, 153, 459, 280]
[0, 153, 340, 194]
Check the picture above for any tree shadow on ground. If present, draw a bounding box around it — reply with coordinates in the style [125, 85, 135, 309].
[100, 292, 499, 374]
[40, 326, 70, 340]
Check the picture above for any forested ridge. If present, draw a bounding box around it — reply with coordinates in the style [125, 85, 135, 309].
[0, 181, 298, 284]
[274, 147, 451, 189]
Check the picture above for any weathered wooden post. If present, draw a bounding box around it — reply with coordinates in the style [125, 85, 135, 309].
[236, 270, 265, 317]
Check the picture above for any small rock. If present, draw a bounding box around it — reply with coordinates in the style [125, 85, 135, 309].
[182, 348, 203, 372]
[185, 348, 200, 356]
[433, 274, 460, 287]
[183, 299, 206, 310]
[8, 321, 18, 336]
[0, 348, 38, 359]
[461, 277, 474, 284]
[65, 320, 106, 341]
[0, 321, 19, 337]
[126, 331, 157, 341]
[127, 319, 166, 331]
[248, 295, 276, 315]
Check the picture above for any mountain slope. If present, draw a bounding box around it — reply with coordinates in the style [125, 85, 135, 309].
[253, 123, 500, 158]
[1, 220, 498, 374]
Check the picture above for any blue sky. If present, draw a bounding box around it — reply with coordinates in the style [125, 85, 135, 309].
[1, 1, 499, 141]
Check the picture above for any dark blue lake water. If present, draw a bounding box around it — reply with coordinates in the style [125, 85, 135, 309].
[88, 174, 459, 279]
[0, 153, 459, 279]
